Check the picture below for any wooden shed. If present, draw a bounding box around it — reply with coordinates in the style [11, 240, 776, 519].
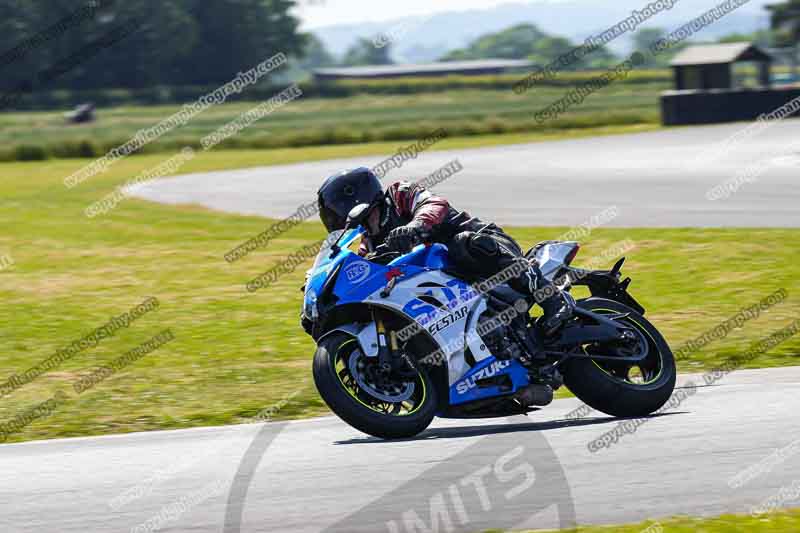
[670, 42, 772, 90]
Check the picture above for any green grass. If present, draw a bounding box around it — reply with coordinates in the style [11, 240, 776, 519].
[516, 508, 800, 532]
[0, 144, 798, 444]
[0, 82, 666, 161]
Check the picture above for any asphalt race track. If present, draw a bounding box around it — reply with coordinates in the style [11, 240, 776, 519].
[12, 123, 797, 532]
[130, 120, 800, 228]
[3, 368, 800, 532]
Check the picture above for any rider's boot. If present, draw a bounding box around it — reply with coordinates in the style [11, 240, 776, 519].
[537, 288, 575, 338]
[522, 261, 575, 338]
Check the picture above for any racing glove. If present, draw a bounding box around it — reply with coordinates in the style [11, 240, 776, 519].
[385, 224, 424, 253]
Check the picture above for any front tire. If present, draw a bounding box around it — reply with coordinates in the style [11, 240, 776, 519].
[562, 298, 677, 418]
[313, 332, 437, 439]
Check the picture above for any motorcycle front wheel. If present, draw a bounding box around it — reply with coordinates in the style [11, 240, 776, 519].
[313, 331, 438, 439]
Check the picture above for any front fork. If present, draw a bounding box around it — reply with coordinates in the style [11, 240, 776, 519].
[372, 309, 417, 378]
[374, 311, 393, 373]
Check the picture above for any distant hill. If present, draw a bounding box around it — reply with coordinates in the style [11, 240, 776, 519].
[312, 0, 773, 63]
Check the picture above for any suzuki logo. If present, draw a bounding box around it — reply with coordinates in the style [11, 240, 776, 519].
[456, 360, 512, 394]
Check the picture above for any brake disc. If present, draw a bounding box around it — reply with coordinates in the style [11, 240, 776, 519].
[348, 350, 415, 403]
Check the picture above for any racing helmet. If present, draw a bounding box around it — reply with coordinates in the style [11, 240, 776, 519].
[317, 167, 383, 233]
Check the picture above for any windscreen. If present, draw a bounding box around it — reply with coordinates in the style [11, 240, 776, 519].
[309, 228, 363, 274]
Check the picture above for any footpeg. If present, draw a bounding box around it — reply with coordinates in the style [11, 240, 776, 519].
[515, 384, 554, 407]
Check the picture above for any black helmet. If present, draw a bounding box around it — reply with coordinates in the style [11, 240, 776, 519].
[317, 167, 383, 233]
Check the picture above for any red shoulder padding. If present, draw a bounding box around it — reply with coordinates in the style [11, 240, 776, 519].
[388, 181, 449, 230]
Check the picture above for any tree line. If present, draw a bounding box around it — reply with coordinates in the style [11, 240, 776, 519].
[2, 0, 797, 96]
[0, 0, 305, 92]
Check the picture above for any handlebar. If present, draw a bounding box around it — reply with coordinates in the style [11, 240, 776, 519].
[366, 245, 399, 265]
[373, 243, 393, 255]
[365, 231, 433, 262]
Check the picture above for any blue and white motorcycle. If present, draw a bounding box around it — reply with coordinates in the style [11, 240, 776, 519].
[303, 205, 676, 439]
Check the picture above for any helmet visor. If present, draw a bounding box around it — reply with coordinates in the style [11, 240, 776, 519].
[319, 202, 348, 233]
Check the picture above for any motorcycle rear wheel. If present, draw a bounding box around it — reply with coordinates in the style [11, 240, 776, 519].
[562, 298, 677, 418]
[313, 332, 438, 439]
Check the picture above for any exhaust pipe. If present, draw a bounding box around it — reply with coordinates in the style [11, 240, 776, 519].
[516, 383, 554, 407]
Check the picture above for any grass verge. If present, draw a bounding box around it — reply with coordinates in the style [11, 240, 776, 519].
[0, 84, 664, 161]
[0, 145, 797, 443]
[517, 508, 800, 532]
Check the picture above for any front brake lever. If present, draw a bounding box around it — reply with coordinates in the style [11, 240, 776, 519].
[381, 276, 398, 298]
[380, 267, 404, 298]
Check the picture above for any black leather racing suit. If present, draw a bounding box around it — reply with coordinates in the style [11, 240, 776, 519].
[358, 181, 550, 299]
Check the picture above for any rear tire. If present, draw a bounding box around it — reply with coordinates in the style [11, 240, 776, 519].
[562, 298, 676, 418]
[313, 332, 437, 439]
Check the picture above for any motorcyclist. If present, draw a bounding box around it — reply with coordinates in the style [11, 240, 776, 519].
[316, 167, 574, 342]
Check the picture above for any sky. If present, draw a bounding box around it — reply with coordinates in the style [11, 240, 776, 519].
[294, 0, 775, 30]
[295, 0, 534, 29]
